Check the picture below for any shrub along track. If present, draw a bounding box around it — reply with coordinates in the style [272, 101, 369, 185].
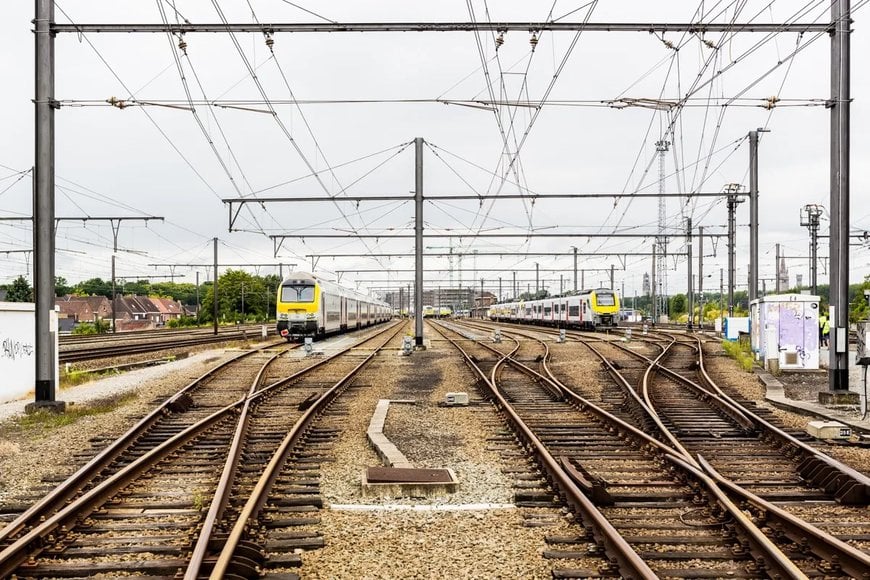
[452, 319, 870, 578]
[0, 322, 402, 578]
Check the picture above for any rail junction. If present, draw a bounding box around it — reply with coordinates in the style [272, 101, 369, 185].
[2, 320, 869, 578]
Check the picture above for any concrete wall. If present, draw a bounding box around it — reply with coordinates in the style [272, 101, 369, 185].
[0, 302, 58, 404]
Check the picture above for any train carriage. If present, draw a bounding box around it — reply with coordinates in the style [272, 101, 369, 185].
[276, 272, 390, 340]
[488, 288, 620, 330]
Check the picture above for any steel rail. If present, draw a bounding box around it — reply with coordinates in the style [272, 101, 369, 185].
[487, 324, 806, 578]
[697, 455, 870, 578]
[1, 322, 396, 575]
[662, 454, 807, 579]
[0, 340, 284, 547]
[0, 402, 243, 577]
[690, 335, 870, 504]
[431, 320, 657, 579]
[59, 329, 277, 363]
[184, 350, 282, 579]
[471, 320, 870, 576]
[600, 333, 759, 432]
[209, 321, 405, 578]
[187, 319, 402, 577]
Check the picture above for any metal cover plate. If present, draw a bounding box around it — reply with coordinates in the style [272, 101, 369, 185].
[366, 467, 454, 484]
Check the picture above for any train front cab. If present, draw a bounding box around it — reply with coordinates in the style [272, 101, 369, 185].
[591, 290, 620, 328]
[277, 279, 320, 339]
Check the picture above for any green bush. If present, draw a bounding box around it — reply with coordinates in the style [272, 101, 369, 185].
[72, 323, 97, 335]
[167, 315, 199, 328]
[721, 339, 755, 372]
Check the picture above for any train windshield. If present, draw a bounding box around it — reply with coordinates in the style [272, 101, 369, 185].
[281, 284, 315, 303]
[596, 292, 615, 306]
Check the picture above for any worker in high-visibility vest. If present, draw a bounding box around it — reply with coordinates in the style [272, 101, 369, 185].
[819, 313, 830, 347]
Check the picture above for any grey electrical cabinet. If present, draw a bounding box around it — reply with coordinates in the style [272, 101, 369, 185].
[857, 321, 870, 366]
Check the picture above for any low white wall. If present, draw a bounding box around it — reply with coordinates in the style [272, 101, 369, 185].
[0, 302, 59, 404]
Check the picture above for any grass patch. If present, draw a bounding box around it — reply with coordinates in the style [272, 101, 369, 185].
[60, 367, 122, 388]
[721, 339, 755, 372]
[16, 391, 139, 430]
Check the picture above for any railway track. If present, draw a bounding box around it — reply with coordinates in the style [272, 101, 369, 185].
[0, 322, 402, 578]
[442, 326, 870, 577]
[59, 325, 278, 364]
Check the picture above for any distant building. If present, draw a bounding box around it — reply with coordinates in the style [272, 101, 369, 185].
[777, 256, 789, 292]
[55, 295, 111, 329]
[110, 295, 185, 331]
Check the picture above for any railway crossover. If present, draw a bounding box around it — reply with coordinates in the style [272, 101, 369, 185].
[0, 321, 402, 578]
[447, 319, 870, 578]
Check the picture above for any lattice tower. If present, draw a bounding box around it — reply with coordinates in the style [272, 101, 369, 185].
[655, 139, 670, 319]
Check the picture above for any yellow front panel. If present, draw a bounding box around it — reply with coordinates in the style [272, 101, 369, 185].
[591, 293, 620, 314]
[277, 285, 321, 316]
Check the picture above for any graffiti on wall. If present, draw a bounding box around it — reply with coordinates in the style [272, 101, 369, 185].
[1, 336, 34, 361]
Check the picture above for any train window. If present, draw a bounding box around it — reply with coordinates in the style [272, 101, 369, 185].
[596, 293, 615, 306]
[569, 305, 579, 316]
[281, 284, 315, 302]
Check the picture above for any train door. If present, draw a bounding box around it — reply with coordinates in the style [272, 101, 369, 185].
[340, 296, 347, 331]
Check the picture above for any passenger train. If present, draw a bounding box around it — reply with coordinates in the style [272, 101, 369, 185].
[276, 272, 391, 340]
[488, 288, 620, 329]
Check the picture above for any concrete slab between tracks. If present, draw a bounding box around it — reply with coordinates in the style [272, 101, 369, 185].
[756, 369, 870, 435]
[363, 398, 459, 497]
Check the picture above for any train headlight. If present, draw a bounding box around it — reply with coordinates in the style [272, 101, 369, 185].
[306, 313, 317, 319]
[278, 313, 289, 320]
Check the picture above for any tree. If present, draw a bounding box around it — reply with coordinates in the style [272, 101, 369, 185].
[850, 276, 870, 323]
[55, 276, 73, 296]
[669, 293, 687, 316]
[200, 270, 269, 322]
[75, 278, 112, 298]
[6, 275, 33, 302]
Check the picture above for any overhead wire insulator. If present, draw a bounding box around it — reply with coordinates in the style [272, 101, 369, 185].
[764, 96, 780, 110]
[265, 33, 275, 53]
[495, 31, 504, 50]
[177, 35, 188, 55]
[529, 32, 538, 51]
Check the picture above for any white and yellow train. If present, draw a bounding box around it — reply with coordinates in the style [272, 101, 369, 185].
[489, 288, 620, 329]
[276, 272, 391, 340]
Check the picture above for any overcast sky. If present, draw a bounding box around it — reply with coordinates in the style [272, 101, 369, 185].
[1, 1, 868, 300]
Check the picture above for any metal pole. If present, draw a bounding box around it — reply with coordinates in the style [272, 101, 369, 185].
[31, 0, 62, 410]
[213, 237, 218, 335]
[727, 190, 737, 316]
[111, 255, 116, 333]
[810, 213, 819, 294]
[699, 226, 704, 326]
[535, 262, 539, 294]
[720, 268, 724, 322]
[414, 137, 424, 346]
[687, 217, 693, 330]
[498, 276, 502, 302]
[829, 0, 851, 391]
[513, 271, 517, 299]
[572, 246, 578, 292]
[195, 271, 200, 318]
[610, 264, 614, 290]
[581, 270, 585, 290]
[650, 243, 659, 323]
[279, 262, 283, 280]
[748, 131, 760, 303]
[480, 278, 484, 317]
[775, 243, 781, 293]
[560, 274, 563, 295]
